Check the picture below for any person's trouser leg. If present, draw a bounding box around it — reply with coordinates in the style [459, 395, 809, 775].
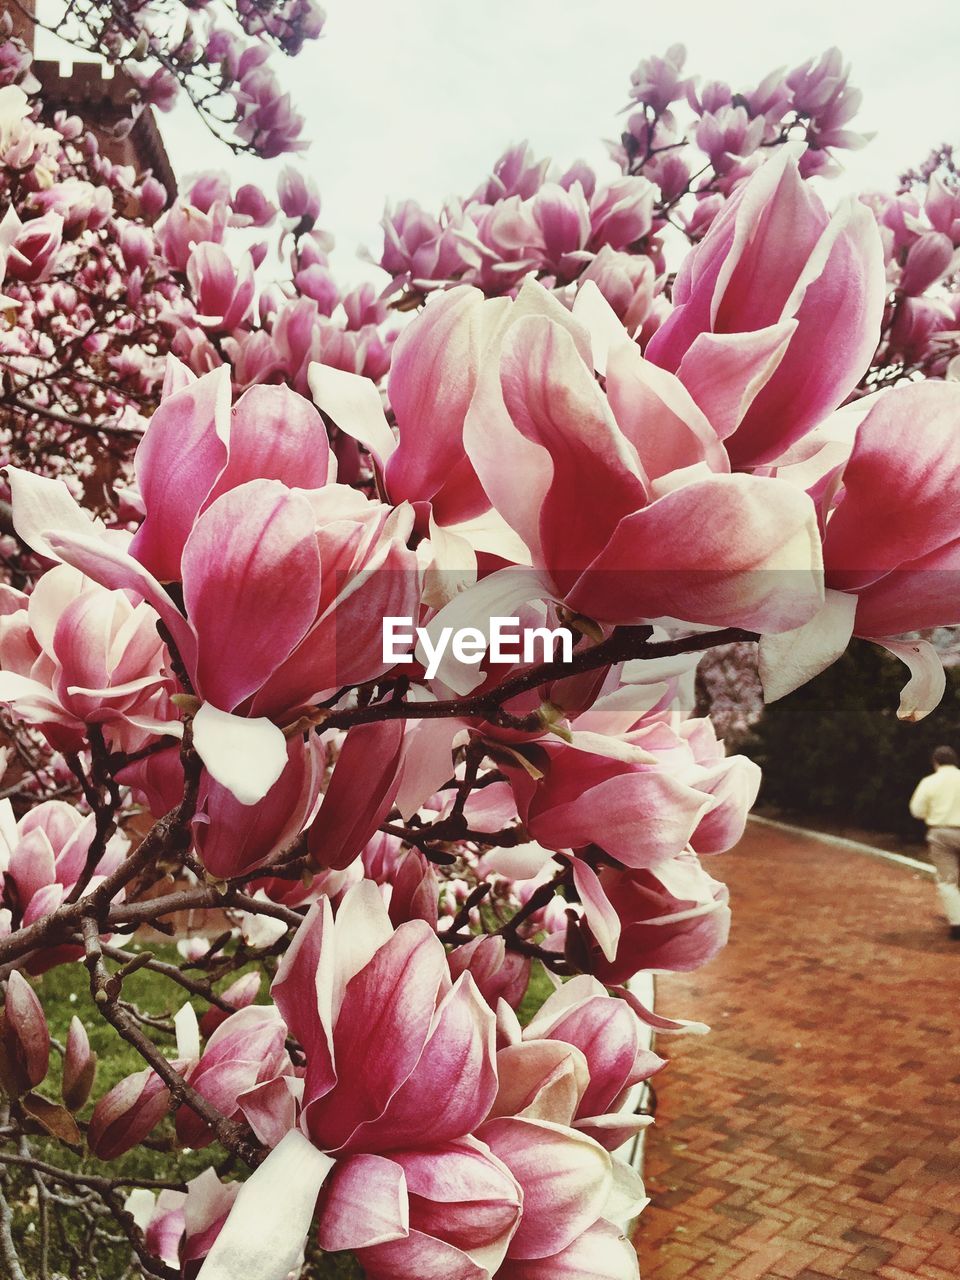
[927, 829, 960, 925]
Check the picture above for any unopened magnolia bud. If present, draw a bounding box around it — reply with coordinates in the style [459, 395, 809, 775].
[62, 1016, 97, 1112]
[0, 972, 50, 1096]
[88, 1069, 171, 1159]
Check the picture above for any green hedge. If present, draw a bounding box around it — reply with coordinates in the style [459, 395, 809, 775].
[748, 639, 960, 837]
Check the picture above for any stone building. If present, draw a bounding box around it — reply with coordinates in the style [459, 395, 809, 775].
[8, 0, 177, 200]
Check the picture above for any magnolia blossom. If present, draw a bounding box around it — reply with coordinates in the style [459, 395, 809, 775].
[3, 371, 418, 807]
[0, 565, 176, 756]
[0, 797, 128, 928]
[645, 147, 885, 466]
[192, 885, 646, 1280]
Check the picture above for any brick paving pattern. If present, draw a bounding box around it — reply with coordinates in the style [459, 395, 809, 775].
[635, 821, 960, 1280]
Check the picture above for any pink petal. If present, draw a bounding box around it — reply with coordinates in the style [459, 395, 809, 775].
[205, 384, 333, 503]
[674, 322, 796, 441]
[317, 1153, 409, 1251]
[566, 472, 823, 633]
[605, 342, 729, 479]
[308, 720, 405, 870]
[345, 973, 497, 1151]
[128, 368, 230, 581]
[181, 480, 320, 710]
[572, 860, 621, 963]
[271, 899, 337, 1099]
[481, 1116, 612, 1260]
[496, 1218, 639, 1279]
[304, 921, 446, 1152]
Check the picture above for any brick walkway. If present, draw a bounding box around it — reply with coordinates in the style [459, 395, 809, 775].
[635, 821, 960, 1280]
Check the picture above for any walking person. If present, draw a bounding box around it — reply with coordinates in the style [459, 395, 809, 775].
[909, 746, 960, 940]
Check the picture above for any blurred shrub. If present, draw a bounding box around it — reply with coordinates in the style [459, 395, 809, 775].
[749, 640, 960, 836]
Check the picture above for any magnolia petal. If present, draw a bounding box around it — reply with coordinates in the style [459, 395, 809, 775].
[758, 587, 857, 703]
[490, 1041, 588, 1127]
[309, 720, 405, 869]
[5, 467, 102, 562]
[481, 1116, 613, 1260]
[417, 566, 554, 695]
[192, 703, 288, 806]
[128, 368, 230, 581]
[613, 985, 710, 1036]
[395, 717, 465, 822]
[174, 1003, 200, 1063]
[572, 860, 621, 964]
[346, 973, 498, 1150]
[496, 1218, 640, 1280]
[570, 280, 632, 377]
[876, 637, 946, 722]
[675, 321, 796, 441]
[196, 1130, 335, 1280]
[308, 361, 396, 463]
[0, 672, 71, 723]
[317, 1154, 409, 1251]
[43, 529, 196, 665]
[603, 1154, 649, 1224]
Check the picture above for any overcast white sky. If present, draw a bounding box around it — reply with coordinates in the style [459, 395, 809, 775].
[42, 0, 960, 279]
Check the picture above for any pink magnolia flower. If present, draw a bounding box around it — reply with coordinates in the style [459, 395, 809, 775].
[277, 165, 320, 223]
[187, 243, 256, 331]
[157, 197, 229, 272]
[448, 278, 823, 639]
[62, 1014, 97, 1111]
[579, 248, 654, 334]
[761, 381, 960, 720]
[5, 371, 417, 804]
[0, 796, 128, 928]
[199, 884, 518, 1280]
[177, 1006, 295, 1149]
[272, 884, 498, 1157]
[645, 148, 885, 466]
[4, 210, 63, 283]
[0, 565, 176, 756]
[587, 177, 654, 252]
[447, 935, 531, 1012]
[899, 231, 955, 296]
[311, 284, 501, 526]
[496, 684, 756, 969]
[187, 174, 232, 214]
[89, 1002, 294, 1158]
[118, 734, 326, 881]
[473, 143, 550, 203]
[925, 174, 960, 246]
[627, 44, 692, 113]
[380, 199, 468, 285]
[572, 853, 732, 985]
[234, 65, 307, 158]
[493, 974, 663, 1151]
[231, 183, 277, 228]
[479, 1115, 642, 1279]
[530, 182, 591, 277]
[89, 1067, 172, 1159]
[694, 106, 765, 174]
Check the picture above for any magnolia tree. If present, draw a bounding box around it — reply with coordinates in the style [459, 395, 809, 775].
[0, 25, 393, 509]
[1, 25, 960, 1280]
[15, 0, 324, 155]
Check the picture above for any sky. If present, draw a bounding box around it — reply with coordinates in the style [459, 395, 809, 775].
[39, 0, 960, 281]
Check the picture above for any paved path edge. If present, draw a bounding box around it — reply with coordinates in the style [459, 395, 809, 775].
[747, 814, 934, 876]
